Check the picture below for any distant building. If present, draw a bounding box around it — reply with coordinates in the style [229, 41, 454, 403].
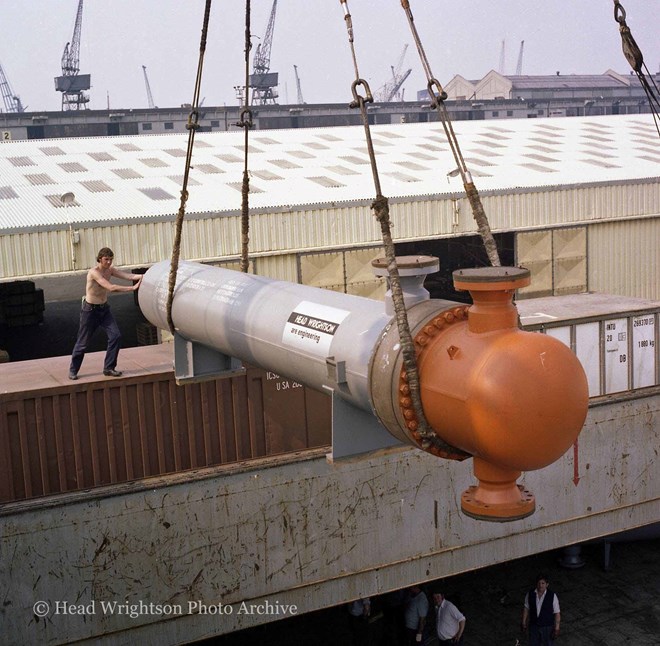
[441, 69, 649, 101]
[432, 69, 655, 118]
[1, 71, 657, 142]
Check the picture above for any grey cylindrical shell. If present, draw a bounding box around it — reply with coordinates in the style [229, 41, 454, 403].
[139, 260, 394, 411]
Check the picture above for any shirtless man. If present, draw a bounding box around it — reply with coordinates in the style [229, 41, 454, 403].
[69, 247, 143, 380]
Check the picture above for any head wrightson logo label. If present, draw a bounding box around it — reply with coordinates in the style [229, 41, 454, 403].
[282, 301, 350, 357]
[288, 312, 339, 335]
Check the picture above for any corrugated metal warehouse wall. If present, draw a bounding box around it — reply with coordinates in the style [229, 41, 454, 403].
[2, 183, 658, 299]
[588, 218, 660, 300]
[2, 182, 658, 279]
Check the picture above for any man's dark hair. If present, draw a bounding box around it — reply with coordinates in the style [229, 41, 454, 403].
[535, 573, 550, 584]
[97, 247, 114, 262]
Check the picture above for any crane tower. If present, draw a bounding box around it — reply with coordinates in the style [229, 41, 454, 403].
[0, 61, 25, 113]
[374, 44, 412, 103]
[54, 0, 91, 110]
[142, 66, 156, 109]
[515, 40, 525, 76]
[250, 0, 279, 105]
[293, 65, 304, 104]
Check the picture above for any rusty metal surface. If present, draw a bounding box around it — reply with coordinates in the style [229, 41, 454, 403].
[0, 392, 658, 645]
[0, 345, 331, 503]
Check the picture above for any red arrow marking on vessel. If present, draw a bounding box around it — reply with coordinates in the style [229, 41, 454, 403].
[573, 440, 580, 486]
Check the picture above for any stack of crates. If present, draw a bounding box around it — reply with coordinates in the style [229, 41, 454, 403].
[0, 281, 45, 327]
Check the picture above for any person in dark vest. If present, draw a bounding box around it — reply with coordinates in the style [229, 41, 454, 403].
[521, 573, 561, 646]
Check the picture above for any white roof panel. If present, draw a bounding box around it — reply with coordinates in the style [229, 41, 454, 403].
[0, 114, 658, 232]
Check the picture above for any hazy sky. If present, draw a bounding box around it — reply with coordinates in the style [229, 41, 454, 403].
[1, 0, 659, 112]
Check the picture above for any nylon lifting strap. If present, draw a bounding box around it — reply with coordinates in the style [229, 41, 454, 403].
[237, 0, 254, 273]
[339, 0, 468, 458]
[166, 0, 213, 336]
[399, 0, 501, 267]
[613, 1, 660, 138]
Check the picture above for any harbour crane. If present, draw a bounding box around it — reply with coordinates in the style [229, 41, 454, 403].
[142, 65, 156, 109]
[515, 40, 525, 75]
[54, 0, 91, 110]
[0, 60, 24, 113]
[293, 65, 305, 104]
[250, 0, 279, 105]
[374, 44, 412, 102]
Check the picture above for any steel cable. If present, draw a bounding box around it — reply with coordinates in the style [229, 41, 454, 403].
[338, 0, 467, 456]
[166, 0, 213, 335]
[613, 0, 660, 137]
[237, 0, 254, 273]
[399, 0, 501, 267]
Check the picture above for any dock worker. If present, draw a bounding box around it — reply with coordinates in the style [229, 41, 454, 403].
[68, 247, 142, 380]
[404, 585, 429, 644]
[522, 572, 561, 646]
[432, 589, 466, 644]
[347, 597, 371, 645]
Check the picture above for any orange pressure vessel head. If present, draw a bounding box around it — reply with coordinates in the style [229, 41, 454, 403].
[411, 267, 589, 521]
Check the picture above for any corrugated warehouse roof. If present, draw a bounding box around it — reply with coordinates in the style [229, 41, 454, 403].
[509, 73, 633, 89]
[0, 114, 658, 233]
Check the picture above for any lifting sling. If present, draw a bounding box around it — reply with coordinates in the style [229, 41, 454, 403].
[339, 0, 467, 457]
[166, 0, 213, 335]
